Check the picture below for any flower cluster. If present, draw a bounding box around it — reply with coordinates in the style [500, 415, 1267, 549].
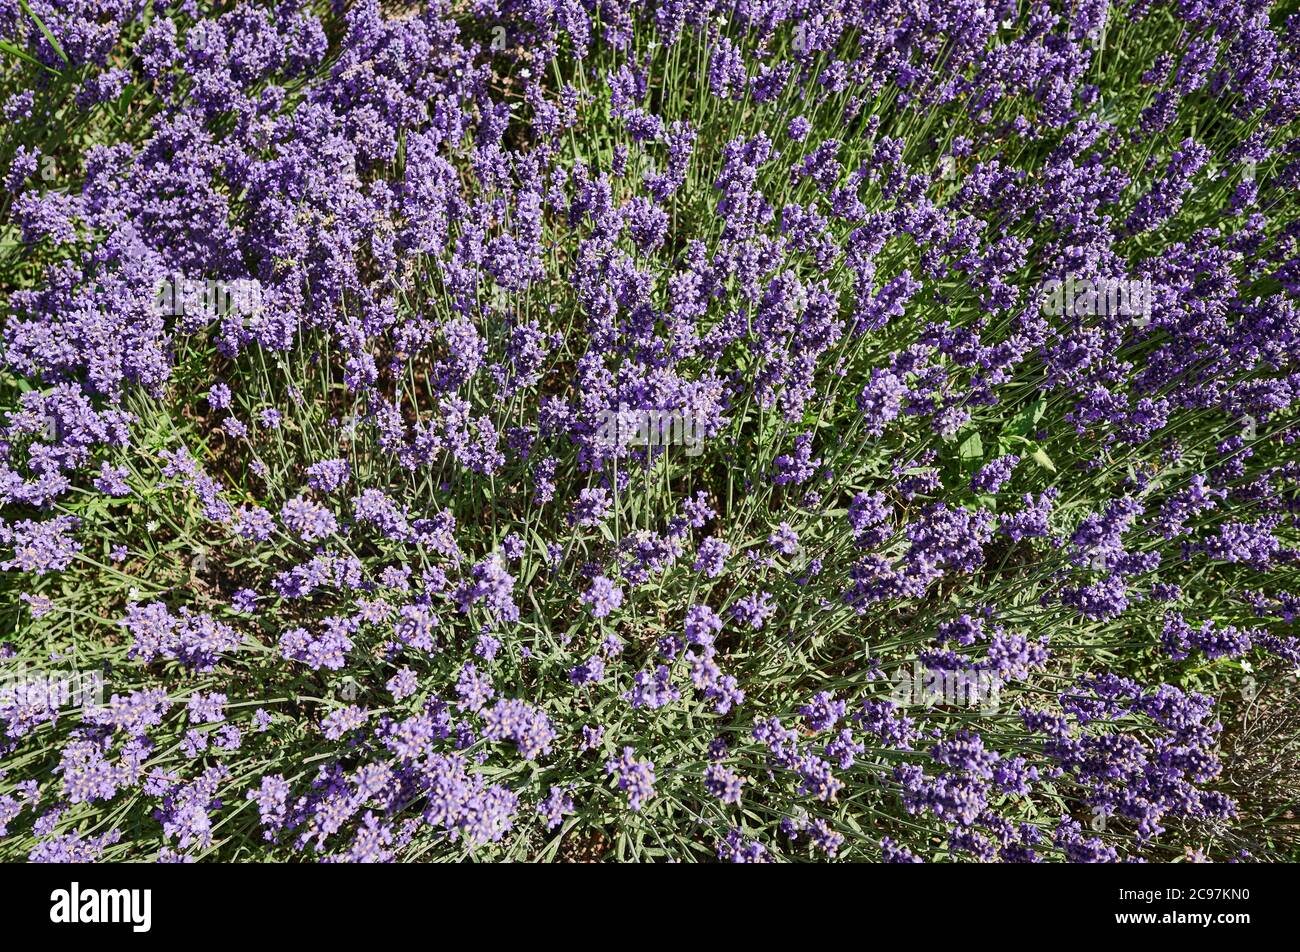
[1, 0, 1298, 863]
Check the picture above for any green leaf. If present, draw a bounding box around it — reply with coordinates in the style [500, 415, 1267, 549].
[957, 431, 983, 464]
[0, 36, 58, 72]
[1001, 396, 1048, 442]
[1030, 446, 1057, 473]
[18, 0, 67, 65]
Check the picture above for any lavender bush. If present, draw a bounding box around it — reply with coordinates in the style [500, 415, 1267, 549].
[0, 0, 1298, 863]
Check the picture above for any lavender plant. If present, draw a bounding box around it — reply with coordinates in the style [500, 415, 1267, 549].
[0, 0, 1298, 863]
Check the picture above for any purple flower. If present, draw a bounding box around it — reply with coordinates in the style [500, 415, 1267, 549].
[622, 665, 680, 710]
[971, 455, 1019, 493]
[536, 786, 575, 831]
[481, 699, 556, 760]
[187, 692, 227, 724]
[569, 654, 605, 686]
[306, 458, 351, 492]
[387, 667, 418, 701]
[321, 705, 368, 740]
[1, 517, 81, 574]
[231, 588, 258, 613]
[280, 495, 338, 542]
[730, 591, 776, 629]
[768, 522, 799, 556]
[580, 575, 623, 619]
[606, 747, 656, 812]
[692, 536, 730, 577]
[705, 764, 744, 805]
